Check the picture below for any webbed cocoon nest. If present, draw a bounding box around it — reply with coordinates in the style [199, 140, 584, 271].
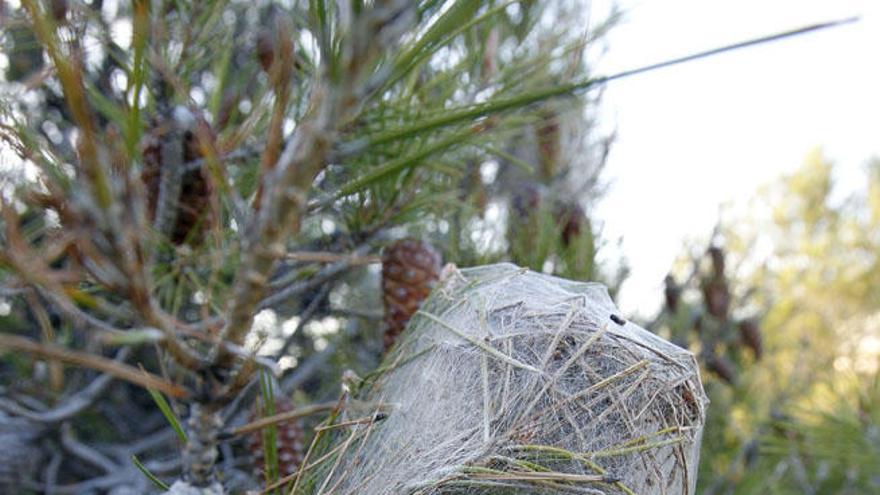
[318, 264, 707, 495]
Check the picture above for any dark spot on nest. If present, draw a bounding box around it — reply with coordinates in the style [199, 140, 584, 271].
[610, 314, 626, 326]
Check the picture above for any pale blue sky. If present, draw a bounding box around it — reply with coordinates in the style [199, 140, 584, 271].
[589, 0, 878, 316]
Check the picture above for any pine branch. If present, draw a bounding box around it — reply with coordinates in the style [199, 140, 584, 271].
[220, 1, 417, 358]
[0, 335, 187, 398]
[0, 348, 128, 423]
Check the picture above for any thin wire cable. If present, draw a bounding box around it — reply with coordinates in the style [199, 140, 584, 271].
[593, 16, 860, 87]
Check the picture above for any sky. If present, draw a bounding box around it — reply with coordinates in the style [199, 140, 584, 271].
[587, 0, 880, 316]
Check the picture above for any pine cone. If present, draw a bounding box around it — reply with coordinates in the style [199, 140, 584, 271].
[245, 398, 305, 480]
[554, 201, 586, 246]
[701, 277, 730, 319]
[50, 0, 68, 22]
[664, 274, 681, 313]
[256, 18, 296, 75]
[256, 29, 276, 72]
[535, 110, 561, 180]
[511, 185, 588, 247]
[738, 318, 763, 360]
[141, 114, 215, 246]
[461, 162, 487, 216]
[704, 353, 737, 385]
[708, 246, 725, 278]
[215, 89, 241, 130]
[382, 239, 442, 351]
[701, 246, 730, 318]
[510, 182, 543, 220]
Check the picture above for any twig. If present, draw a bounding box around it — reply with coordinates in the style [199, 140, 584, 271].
[224, 401, 339, 437]
[0, 334, 187, 398]
[289, 392, 349, 494]
[327, 307, 383, 320]
[258, 423, 372, 494]
[221, 375, 260, 425]
[152, 126, 185, 240]
[268, 236, 381, 290]
[0, 285, 28, 297]
[326, 407, 383, 495]
[274, 284, 330, 360]
[220, 0, 418, 361]
[60, 423, 119, 474]
[285, 251, 380, 265]
[520, 323, 608, 421]
[119, 427, 179, 457]
[0, 348, 129, 423]
[313, 412, 386, 433]
[169, 317, 279, 374]
[43, 442, 63, 495]
[281, 341, 339, 391]
[259, 243, 373, 310]
[181, 143, 262, 174]
[315, 427, 359, 495]
[23, 472, 136, 495]
[416, 310, 542, 374]
[23, 292, 60, 392]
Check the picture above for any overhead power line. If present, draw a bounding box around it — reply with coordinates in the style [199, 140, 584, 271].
[594, 16, 860, 86]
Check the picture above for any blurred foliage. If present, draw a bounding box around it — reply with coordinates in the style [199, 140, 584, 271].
[659, 150, 880, 494]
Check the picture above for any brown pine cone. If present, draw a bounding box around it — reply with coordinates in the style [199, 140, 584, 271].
[256, 29, 276, 72]
[738, 318, 763, 360]
[535, 110, 561, 181]
[141, 113, 215, 246]
[215, 89, 241, 130]
[507, 184, 544, 261]
[382, 239, 442, 351]
[510, 182, 543, 220]
[511, 185, 591, 253]
[554, 201, 586, 246]
[708, 246, 726, 278]
[461, 162, 487, 216]
[704, 353, 737, 385]
[701, 277, 730, 319]
[256, 18, 296, 75]
[245, 398, 305, 480]
[664, 274, 681, 313]
[50, 0, 68, 22]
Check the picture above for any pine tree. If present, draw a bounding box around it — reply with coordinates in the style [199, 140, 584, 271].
[660, 152, 880, 494]
[0, 1, 619, 492]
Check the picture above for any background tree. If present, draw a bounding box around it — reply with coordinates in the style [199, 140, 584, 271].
[657, 150, 880, 494]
